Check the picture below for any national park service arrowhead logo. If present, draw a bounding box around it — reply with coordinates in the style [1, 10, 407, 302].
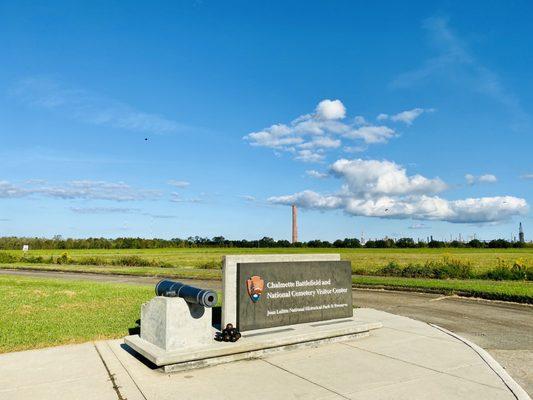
[246, 275, 264, 303]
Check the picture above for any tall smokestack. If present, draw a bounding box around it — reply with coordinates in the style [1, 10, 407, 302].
[292, 204, 298, 244]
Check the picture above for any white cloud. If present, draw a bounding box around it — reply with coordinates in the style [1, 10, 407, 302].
[268, 158, 527, 224]
[11, 77, 182, 134]
[478, 174, 497, 183]
[343, 145, 367, 153]
[330, 159, 448, 197]
[316, 99, 346, 120]
[306, 170, 329, 179]
[170, 192, 203, 203]
[167, 180, 190, 188]
[269, 190, 342, 210]
[354, 116, 367, 125]
[295, 150, 325, 163]
[465, 174, 497, 185]
[391, 108, 426, 124]
[243, 99, 426, 163]
[240, 195, 256, 202]
[270, 191, 527, 224]
[376, 108, 432, 125]
[0, 180, 161, 201]
[521, 174, 533, 180]
[299, 136, 341, 149]
[341, 125, 396, 144]
[0, 181, 31, 198]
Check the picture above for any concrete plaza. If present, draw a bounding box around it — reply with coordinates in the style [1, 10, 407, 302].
[1, 308, 529, 400]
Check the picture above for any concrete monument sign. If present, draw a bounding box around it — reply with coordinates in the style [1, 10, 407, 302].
[237, 261, 352, 331]
[222, 254, 341, 328]
[125, 256, 383, 371]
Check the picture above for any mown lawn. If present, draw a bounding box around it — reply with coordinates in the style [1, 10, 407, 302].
[0, 274, 531, 353]
[0, 275, 153, 353]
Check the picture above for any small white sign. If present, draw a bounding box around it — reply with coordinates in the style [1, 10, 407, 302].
[22, 245, 29, 252]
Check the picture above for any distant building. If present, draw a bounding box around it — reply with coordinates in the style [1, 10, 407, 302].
[291, 204, 298, 244]
[519, 222, 525, 243]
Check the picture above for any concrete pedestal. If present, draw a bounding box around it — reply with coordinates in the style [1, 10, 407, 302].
[140, 297, 215, 351]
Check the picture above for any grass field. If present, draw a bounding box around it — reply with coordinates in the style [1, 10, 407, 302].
[2, 247, 532, 274]
[1, 247, 531, 305]
[0, 275, 153, 353]
[353, 276, 532, 303]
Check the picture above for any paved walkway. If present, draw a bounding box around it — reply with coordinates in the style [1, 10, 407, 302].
[1, 309, 528, 400]
[2, 269, 531, 392]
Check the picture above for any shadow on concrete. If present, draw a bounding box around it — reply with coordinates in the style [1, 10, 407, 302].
[120, 343, 158, 370]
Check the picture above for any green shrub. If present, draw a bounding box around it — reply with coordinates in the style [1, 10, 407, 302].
[377, 257, 473, 280]
[402, 263, 434, 278]
[481, 259, 532, 281]
[20, 255, 45, 264]
[56, 252, 72, 265]
[0, 252, 19, 263]
[75, 256, 107, 266]
[432, 257, 473, 279]
[378, 262, 403, 276]
[111, 255, 153, 267]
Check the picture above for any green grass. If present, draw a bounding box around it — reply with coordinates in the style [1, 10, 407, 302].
[0, 273, 531, 353]
[2, 247, 532, 275]
[0, 275, 154, 353]
[353, 275, 533, 303]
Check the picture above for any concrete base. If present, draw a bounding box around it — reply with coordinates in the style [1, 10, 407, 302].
[140, 297, 215, 351]
[125, 311, 382, 372]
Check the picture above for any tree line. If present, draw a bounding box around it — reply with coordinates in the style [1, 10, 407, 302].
[0, 236, 529, 250]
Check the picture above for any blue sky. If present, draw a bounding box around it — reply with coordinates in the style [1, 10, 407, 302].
[0, 1, 532, 241]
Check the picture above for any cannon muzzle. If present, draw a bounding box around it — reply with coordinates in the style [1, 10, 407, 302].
[155, 280, 218, 308]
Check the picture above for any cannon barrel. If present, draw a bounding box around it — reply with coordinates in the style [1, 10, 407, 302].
[155, 280, 218, 308]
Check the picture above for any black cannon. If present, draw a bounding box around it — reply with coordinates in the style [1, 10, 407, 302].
[155, 280, 218, 308]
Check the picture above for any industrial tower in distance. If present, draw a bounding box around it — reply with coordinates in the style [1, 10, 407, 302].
[519, 222, 525, 243]
[292, 204, 298, 244]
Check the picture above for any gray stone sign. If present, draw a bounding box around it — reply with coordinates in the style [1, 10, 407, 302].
[237, 261, 352, 331]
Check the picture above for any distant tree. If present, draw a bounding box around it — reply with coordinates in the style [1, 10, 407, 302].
[396, 238, 416, 248]
[307, 240, 332, 248]
[367, 239, 394, 248]
[259, 237, 275, 247]
[212, 236, 226, 246]
[449, 240, 465, 248]
[341, 238, 361, 248]
[428, 240, 446, 248]
[488, 239, 511, 248]
[467, 239, 484, 248]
